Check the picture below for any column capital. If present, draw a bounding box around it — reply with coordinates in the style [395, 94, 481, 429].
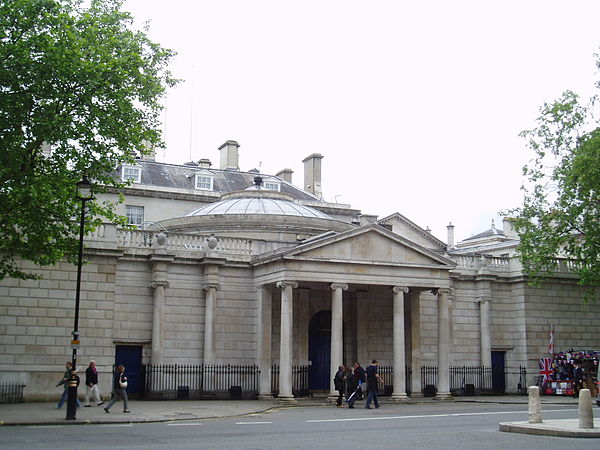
[330, 283, 348, 291]
[475, 296, 491, 304]
[431, 287, 453, 296]
[392, 285, 409, 294]
[202, 283, 221, 291]
[276, 281, 299, 289]
[151, 281, 169, 289]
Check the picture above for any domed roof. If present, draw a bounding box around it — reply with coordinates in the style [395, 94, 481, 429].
[185, 192, 331, 220]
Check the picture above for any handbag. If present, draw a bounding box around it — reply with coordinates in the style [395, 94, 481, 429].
[119, 380, 128, 389]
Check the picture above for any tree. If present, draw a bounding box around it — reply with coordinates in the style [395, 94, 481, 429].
[509, 54, 600, 302]
[0, 0, 176, 279]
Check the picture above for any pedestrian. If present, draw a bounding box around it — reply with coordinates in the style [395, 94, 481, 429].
[573, 361, 584, 397]
[334, 365, 346, 407]
[345, 366, 358, 408]
[104, 365, 130, 413]
[84, 360, 104, 407]
[365, 359, 383, 409]
[56, 361, 81, 409]
[353, 362, 366, 400]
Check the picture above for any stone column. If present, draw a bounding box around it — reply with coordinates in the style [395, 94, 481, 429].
[392, 286, 409, 402]
[202, 283, 220, 364]
[410, 291, 423, 397]
[150, 280, 169, 364]
[476, 297, 492, 368]
[276, 281, 298, 404]
[150, 256, 172, 365]
[435, 288, 452, 400]
[329, 283, 348, 399]
[257, 285, 272, 399]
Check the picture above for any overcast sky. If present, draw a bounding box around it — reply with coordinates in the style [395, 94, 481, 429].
[123, 0, 599, 243]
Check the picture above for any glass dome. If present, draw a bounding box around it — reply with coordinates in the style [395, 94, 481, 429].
[185, 197, 331, 219]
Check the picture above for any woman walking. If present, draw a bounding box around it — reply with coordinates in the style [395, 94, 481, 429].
[104, 365, 130, 413]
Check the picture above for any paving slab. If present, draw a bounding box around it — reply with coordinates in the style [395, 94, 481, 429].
[499, 419, 600, 438]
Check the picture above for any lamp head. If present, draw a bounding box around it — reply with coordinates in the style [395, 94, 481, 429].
[76, 176, 94, 200]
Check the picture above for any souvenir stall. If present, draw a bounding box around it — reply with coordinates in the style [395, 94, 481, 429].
[539, 349, 599, 396]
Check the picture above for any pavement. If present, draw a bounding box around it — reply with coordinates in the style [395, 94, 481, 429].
[0, 394, 587, 427]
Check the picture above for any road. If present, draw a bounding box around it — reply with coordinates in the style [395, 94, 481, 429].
[0, 402, 596, 449]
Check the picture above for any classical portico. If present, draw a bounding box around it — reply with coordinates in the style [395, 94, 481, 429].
[253, 224, 456, 401]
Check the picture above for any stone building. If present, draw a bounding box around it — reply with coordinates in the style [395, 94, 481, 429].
[1, 140, 599, 401]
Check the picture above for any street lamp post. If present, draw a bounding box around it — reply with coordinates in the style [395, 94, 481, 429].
[66, 176, 93, 421]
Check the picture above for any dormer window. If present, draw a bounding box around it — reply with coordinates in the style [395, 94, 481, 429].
[264, 180, 280, 191]
[194, 173, 214, 191]
[121, 165, 141, 183]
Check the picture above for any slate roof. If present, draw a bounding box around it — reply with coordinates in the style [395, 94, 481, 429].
[462, 226, 506, 241]
[129, 160, 320, 202]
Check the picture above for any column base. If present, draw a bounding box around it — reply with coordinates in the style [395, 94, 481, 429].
[391, 393, 410, 402]
[276, 395, 297, 405]
[409, 392, 424, 398]
[258, 394, 274, 401]
[326, 392, 339, 404]
[433, 392, 453, 401]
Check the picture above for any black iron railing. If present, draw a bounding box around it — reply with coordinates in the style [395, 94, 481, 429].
[0, 382, 25, 404]
[421, 366, 506, 395]
[270, 365, 311, 397]
[376, 365, 412, 396]
[518, 365, 528, 395]
[142, 364, 259, 400]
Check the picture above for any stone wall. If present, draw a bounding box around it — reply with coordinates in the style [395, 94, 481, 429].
[523, 280, 600, 380]
[0, 254, 117, 400]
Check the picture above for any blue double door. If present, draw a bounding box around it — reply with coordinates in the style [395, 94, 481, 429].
[114, 345, 143, 395]
[308, 310, 332, 391]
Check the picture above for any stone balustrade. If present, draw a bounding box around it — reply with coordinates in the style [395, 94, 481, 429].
[84, 224, 254, 259]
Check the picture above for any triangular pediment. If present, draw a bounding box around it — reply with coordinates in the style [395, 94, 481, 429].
[378, 212, 446, 251]
[281, 224, 454, 267]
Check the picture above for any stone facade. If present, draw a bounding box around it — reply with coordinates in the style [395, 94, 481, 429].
[1, 143, 599, 401]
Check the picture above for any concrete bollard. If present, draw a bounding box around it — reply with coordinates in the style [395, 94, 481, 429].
[528, 386, 543, 423]
[578, 389, 594, 429]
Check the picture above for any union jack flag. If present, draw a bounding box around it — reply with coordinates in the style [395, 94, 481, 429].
[540, 358, 553, 383]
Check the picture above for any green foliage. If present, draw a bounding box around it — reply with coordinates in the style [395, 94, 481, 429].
[0, 0, 177, 279]
[508, 54, 600, 302]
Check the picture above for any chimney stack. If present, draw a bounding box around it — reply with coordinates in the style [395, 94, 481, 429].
[302, 153, 323, 197]
[276, 168, 293, 183]
[503, 217, 518, 239]
[198, 158, 212, 169]
[219, 140, 240, 170]
[140, 140, 156, 161]
[447, 222, 455, 250]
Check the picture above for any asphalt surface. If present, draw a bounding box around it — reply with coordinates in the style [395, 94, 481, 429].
[1, 397, 599, 449]
[0, 394, 584, 426]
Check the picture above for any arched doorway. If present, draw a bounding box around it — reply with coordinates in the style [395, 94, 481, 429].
[308, 310, 331, 390]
